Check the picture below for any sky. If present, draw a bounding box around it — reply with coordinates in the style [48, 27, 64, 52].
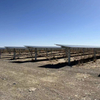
[0, 0, 100, 47]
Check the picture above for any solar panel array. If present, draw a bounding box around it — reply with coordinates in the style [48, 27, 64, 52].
[0, 44, 100, 65]
[56, 44, 100, 65]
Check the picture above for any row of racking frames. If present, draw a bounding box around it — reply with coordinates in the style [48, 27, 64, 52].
[0, 44, 100, 65]
[56, 44, 100, 65]
[0, 46, 65, 61]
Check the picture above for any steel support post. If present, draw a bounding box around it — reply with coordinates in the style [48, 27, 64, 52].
[94, 49, 96, 60]
[68, 48, 70, 65]
[51, 49, 52, 58]
[18, 50, 21, 58]
[13, 49, 16, 59]
[66, 48, 67, 57]
[0, 50, 1, 59]
[46, 49, 48, 58]
[35, 48, 37, 61]
[83, 48, 85, 63]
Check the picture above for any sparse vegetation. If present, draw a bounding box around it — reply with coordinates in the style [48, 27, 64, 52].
[0, 53, 100, 100]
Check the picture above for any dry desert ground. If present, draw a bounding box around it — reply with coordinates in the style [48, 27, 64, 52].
[0, 54, 100, 100]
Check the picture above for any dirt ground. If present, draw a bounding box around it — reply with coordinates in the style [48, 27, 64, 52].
[0, 56, 100, 100]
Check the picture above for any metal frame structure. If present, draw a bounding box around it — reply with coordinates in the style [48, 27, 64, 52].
[25, 46, 63, 61]
[0, 48, 5, 59]
[5, 47, 26, 59]
[0, 44, 100, 66]
[56, 44, 100, 65]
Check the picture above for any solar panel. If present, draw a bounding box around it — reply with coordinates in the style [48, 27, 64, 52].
[5, 47, 26, 49]
[56, 44, 100, 49]
[25, 46, 62, 50]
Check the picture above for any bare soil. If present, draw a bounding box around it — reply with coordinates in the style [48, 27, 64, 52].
[0, 57, 100, 100]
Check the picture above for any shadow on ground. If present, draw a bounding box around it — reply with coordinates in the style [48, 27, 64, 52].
[9, 56, 100, 69]
[39, 56, 100, 69]
[9, 56, 65, 63]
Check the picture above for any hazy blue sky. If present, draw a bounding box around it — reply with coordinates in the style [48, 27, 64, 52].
[0, 0, 100, 46]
